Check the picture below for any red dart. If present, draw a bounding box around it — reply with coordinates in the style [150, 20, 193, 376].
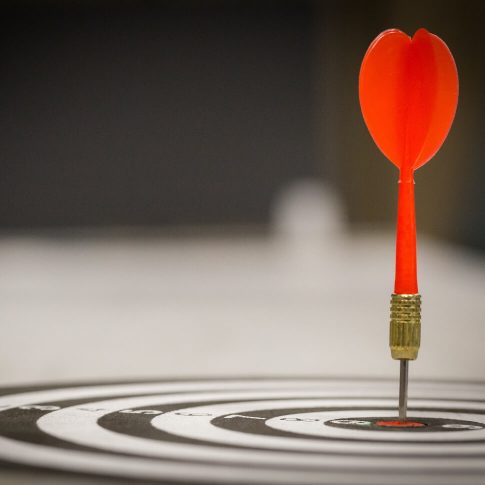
[359, 28, 458, 294]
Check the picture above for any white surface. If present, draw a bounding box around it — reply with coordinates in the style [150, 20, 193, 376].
[0, 183, 484, 385]
[0, 230, 484, 385]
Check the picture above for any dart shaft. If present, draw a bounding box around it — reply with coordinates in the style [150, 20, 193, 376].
[399, 360, 409, 420]
[395, 176, 418, 294]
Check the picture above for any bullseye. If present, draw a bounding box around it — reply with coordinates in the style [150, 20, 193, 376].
[376, 420, 425, 428]
[325, 416, 483, 433]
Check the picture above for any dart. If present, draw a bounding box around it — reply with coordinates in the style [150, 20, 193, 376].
[359, 28, 459, 420]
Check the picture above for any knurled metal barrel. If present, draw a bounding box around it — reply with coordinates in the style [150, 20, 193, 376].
[389, 293, 421, 360]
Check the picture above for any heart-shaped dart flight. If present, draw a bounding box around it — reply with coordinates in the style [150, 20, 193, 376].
[359, 28, 458, 294]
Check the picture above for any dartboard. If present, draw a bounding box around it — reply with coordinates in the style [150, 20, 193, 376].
[1, 378, 485, 484]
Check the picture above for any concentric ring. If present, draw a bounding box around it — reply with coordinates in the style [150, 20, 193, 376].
[0, 379, 484, 484]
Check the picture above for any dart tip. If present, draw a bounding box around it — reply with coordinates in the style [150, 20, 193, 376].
[398, 360, 409, 421]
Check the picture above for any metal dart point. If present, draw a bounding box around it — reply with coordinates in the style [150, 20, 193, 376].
[398, 360, 409, 421]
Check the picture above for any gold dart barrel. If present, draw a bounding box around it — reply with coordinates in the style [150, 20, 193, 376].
[389, 293, 421, 360]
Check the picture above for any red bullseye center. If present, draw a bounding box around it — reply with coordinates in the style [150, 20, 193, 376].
[376, 420, 425, 428]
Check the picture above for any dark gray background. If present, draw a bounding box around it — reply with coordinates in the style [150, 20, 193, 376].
[0, 0, 484, 249]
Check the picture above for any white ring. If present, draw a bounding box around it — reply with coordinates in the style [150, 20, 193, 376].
[265, 409, 485, 442]
[151, 398, 485, 452]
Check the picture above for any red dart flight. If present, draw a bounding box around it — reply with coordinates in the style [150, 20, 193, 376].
[359, 28, 459, 294]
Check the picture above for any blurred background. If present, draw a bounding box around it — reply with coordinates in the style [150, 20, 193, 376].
[0, 0, 484, 386]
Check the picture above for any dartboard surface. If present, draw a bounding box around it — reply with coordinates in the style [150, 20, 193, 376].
[1, 378, 485, 484]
